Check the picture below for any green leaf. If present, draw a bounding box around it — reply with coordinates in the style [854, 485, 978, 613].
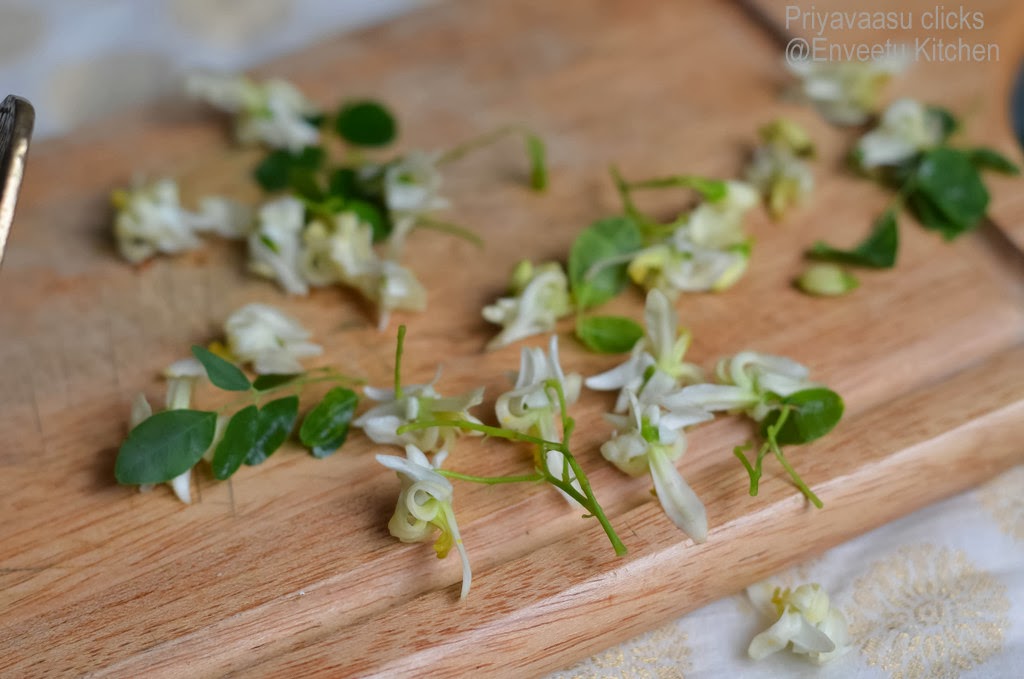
[191, 345, 251, 392]
[761, 388, 844, 446]
[808, 211, 898, 269]
[346, 199, 391, 242]
[525, 134, 547, 191]
[967, 147, 1020, 175]
[576, 316, 644, 353]
[335, 100, 397, 147]
[115, 410, 217, 484]
[254, 146, 326, 192]
[252, 374, 300, 391]
[299, 387, 358, 458]
[909, 147, 989, 240]
[568, 216, 643, 310]
[211, 405, 259, 480]
[246, 396, 300, 466]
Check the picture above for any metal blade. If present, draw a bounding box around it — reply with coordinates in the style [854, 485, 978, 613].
[0, 94, 35, 269]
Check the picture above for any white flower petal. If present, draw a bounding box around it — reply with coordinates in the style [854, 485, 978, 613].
[648, 445, 707, 542]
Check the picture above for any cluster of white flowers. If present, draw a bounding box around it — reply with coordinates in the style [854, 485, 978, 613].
[856, 98, 945, 170]
[248, 198, 427, 329]
[787, 54, 908, 126]
[112, 178, 253, 264]
[586, 290, 711, 541]
[186, 72, 321, 152]
[744, 119, 815, 220]
[483, 260, 573, 349]
[747, 581, 850, 663]
[586, 290, 823, 542]
[627, 181, 758, 298]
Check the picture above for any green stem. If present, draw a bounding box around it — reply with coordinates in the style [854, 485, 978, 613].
[216, 373, 358, 414]
[438, 469, 545, 485]
[733, 444, 759, 496]
[771, 446, 824, 508]
[414, 216, 484, 248]
[398, 419, 553, 448]
[436, 124, 521, 166]
[394, 325, 406, 400]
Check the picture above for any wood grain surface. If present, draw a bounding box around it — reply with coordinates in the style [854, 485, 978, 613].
[1, 1, 1022, 677]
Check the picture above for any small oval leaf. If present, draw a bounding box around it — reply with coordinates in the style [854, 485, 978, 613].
[576, 315, 644, 354]
[211, 405, 259, 480]
[300, 387, 359, 458]
[191, 345, 251, 392]
[335, 100, 397, 147]
[246, 396, 300, 466]
[762, 388, 844, 445]
[115, 410, 217, 484]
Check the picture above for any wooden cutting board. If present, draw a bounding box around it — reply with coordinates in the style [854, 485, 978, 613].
[1, 1, 1022, 676]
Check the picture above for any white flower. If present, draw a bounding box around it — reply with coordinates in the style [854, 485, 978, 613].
[376, 445, 472, 600]
[355, 375, 484, 454]
[187, 73, 320, 151]
[626, 183, 756, 297]
[112, 178, 203, 264]
[601, 391, 712, 541]
[190, 196, 254, 239]
[496, 335, 581, 440]
[666, 351, 817, 421]
[375, 260, 428, 331]
[745, 146, 814, 220]
[686, 181, 759, 249]
[383, 151, 449, 254]
[494, 336, 582, 499]
[857, 98, 944, 169]
[224, 303, 322, 375]
[248, 196, 308, 295]
[483, 261, 572, 350]
[586, 289, 702, 413]
[747, 582, 850, 663]
[300, 212, 378, 287]
[788, 55, 907, 126]
[628, 241, 751, 297]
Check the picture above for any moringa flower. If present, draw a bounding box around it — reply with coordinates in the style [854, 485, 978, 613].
[483, 261, 572, 349]
[356, 375, 484, 455]
[856, 98, 945, 169]
[666, 351, 818, 421]
[787, 55, 907, 126]
[686, 181, 759, 249]
[224, 303, 322, 375]
[112, 178, 203, 264]
[586, 289, 702, 413]
[495, 335, 582, 442]
[601, 390, 712, 541]
[376, 445, 472, 599]
[494, 336, 582, 500]
[187, 73, 320, 151]
[747, 581, 850, 663]
[747, 119, 819, 218]
[383, 151, 450, 255]
[627, 182, 756, 297]
[628, 241, 751, 297]
[248, 196, 309, 295]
